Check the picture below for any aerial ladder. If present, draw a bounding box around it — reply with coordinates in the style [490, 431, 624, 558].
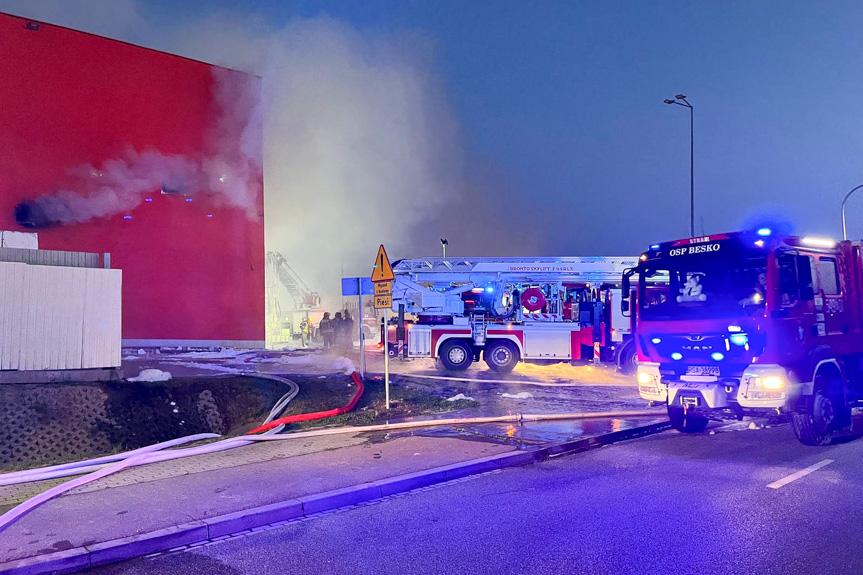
[265, 252, 321, 347]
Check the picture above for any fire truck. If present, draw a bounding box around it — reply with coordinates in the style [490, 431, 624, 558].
[386, 256, 638, 373]
[625, 228, 863, 445]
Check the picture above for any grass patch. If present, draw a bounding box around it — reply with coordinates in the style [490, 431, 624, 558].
[276, 375, 478, 430]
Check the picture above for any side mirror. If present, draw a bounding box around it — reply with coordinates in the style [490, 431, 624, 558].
[622, 269, 631, 294]
[621, 300, 630, 313]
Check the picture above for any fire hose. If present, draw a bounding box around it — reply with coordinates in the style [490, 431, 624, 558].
[0, 370, 662, 534]
[0, 372, 362, 533]
[246, 372, 365, 434]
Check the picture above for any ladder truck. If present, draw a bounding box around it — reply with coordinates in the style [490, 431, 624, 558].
[265, 251, 321, 346]
[386, 256, 639, 373]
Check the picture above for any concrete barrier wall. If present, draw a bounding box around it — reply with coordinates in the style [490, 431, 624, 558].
[0, 262, 121, 371]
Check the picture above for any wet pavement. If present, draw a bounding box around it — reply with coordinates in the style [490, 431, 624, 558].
[398, 416, 664, 445]
[120, 347, 663, 447]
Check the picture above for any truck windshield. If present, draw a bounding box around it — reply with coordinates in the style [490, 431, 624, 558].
[639, 255, 768, 320]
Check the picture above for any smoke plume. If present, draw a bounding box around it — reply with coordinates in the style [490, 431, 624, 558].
[16, 66, 262, 227]
[2, 1, 535, 307]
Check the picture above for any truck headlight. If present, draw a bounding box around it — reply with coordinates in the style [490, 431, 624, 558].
[637, 372, 656, 385]
[755, 375, 784, 389]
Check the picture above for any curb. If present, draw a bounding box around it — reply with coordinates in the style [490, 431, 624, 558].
[0, 419, 669, 575]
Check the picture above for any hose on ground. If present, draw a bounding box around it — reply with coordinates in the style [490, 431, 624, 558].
[264, 378, 301, 424]
[0, 404, 662, 534]
[0, 374, 300, 487]
[0, 369, 661, 534]
[246, 371, 365, 435]
[0, 433, 219, 486]
[0, 373, 355, 533]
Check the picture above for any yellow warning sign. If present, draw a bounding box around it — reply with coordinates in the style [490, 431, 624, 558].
[374, 295, 392, 309]
[371, 244, 395, 283]
[374, 281, 392, 296]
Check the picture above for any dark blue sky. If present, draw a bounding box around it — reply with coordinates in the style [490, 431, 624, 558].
[9, 0, 863, 255]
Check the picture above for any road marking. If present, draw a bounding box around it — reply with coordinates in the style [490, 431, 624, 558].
[767, 459, 834, 489]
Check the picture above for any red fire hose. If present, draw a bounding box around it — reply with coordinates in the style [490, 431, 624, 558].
[246, 371, 365, 435]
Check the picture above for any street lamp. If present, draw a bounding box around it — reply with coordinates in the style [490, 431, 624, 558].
[841, 184, 863, 240]
[441, 238, 448, 258]
[665, 94, 694, 237]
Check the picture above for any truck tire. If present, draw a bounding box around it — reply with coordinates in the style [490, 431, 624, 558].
[667, 405, 710, 433]
[617, 340, 638, 374]
[438, 339, 473, 372]
[791, 374, 846, 446]
[484, 341, 520, 373]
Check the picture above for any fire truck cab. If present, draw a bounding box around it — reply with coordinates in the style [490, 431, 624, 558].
[388, 256, 638, 373]
[625, 229, 863, 445]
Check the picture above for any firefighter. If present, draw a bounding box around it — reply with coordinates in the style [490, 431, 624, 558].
[299, 318, 310, 347]
[319, 312, 334, 349]
[333, 312, 344, 350]
[307, 317, 316, 341]
[341, 310, 355, 351]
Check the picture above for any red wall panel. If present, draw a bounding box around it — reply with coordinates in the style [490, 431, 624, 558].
[0, 13, 265, 345]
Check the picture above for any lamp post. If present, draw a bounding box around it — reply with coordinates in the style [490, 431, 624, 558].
[440, 238, 448, 258]
[664, 94, 694, 237]
[841, 184, 863, 240]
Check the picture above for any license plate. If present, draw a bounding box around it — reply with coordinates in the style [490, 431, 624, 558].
[680, 395, 700, 408]
[686, 366, 720, 376]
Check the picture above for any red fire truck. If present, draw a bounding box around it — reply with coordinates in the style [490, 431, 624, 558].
[624, 228, 863, 445]
[386, 256, 638, 373]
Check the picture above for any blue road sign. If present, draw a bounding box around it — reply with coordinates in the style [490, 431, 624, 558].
[342, 277, 375, 296]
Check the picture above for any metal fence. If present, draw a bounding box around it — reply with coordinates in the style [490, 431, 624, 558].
[0, 247, 102, 268]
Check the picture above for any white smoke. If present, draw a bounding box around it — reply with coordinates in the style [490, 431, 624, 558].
[1, 1, 535, 306]
[256, 19, 471, 305]
[20, 66, 262, 225]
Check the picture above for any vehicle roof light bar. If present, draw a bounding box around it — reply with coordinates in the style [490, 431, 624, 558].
[801, 237, 836, 248]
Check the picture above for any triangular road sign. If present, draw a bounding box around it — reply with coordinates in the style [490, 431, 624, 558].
[371, 244, 395, 282]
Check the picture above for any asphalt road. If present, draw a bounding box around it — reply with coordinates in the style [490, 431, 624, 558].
[87, 422, 863, 575]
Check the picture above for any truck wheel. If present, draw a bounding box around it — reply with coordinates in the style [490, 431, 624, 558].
[617, 340, 638, 374]
[484, 341, 520, 373]
[667, 406, 710, 433]
[791, 375, 845, 446]
[438, 340, 473, 372]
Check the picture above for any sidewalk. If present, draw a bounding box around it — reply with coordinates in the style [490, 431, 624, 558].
[0, 413, 667, 573]
[0, 432, 516, 566]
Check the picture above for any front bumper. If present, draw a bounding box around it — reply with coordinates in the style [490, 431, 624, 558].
[637, 363, 795, 410]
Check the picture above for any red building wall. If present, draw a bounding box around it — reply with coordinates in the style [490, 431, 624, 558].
[0, 13, 265, 347]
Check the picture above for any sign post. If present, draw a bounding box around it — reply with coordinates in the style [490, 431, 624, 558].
[371, 244, 395, 410]
[341, 277, 375, 379]
[357, 278, 365, 378]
